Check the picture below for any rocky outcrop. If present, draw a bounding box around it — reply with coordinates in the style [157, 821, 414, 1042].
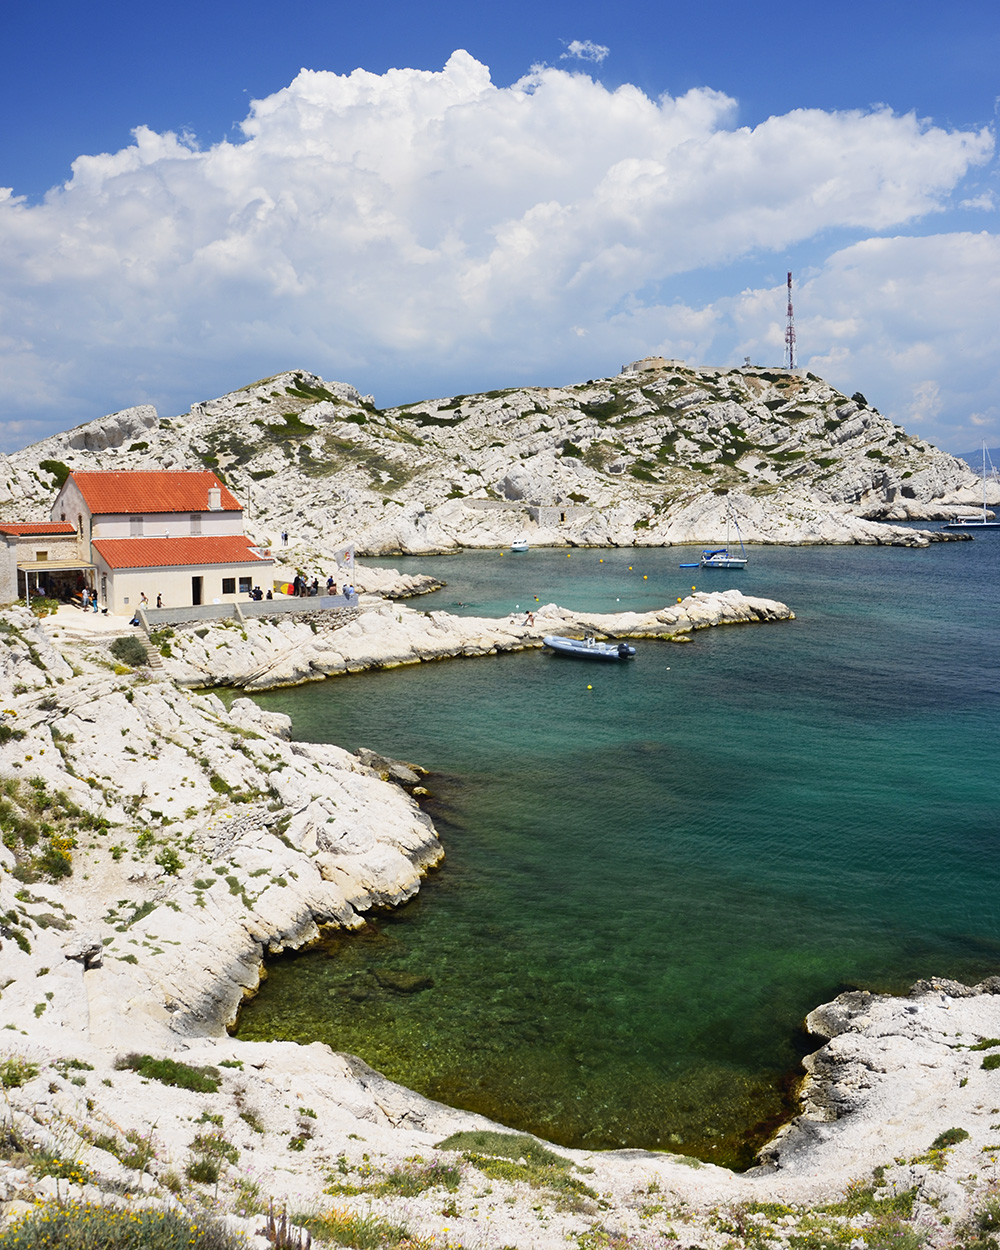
[156, 589, 795, 690]
[760, 977, 1000, 1185]
[0, 613, 443, 1046]
[0, 365, 985, 556]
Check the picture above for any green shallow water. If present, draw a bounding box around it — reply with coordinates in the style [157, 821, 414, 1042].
[236, 541, 1000, 1168]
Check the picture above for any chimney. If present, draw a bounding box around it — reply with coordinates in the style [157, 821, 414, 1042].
[208, 485, 222, 511]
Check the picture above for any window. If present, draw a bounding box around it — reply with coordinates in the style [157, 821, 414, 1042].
[190, 513, 201, 535]
[35, 551, 48, 561]
[238, 576, 252, 594]
[222, 578, 236, 595]
[130, 516, 143, 536]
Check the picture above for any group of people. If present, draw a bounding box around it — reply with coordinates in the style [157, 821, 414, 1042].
[247, 586, 272, 601]
[290, 574, 355, 598]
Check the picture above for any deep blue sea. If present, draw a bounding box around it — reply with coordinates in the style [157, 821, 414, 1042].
[236, 538, 1000, 1168]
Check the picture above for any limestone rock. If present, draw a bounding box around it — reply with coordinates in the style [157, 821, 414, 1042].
[2, 364, 979, 554]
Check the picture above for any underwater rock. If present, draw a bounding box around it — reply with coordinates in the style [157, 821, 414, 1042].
[374, 969, 435, 994]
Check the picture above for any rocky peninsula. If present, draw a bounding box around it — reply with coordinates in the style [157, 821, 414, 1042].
[3, 583, 1000, 1249]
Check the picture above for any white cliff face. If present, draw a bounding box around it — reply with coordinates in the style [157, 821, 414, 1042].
[0, 365, 985, 556]
[0, 606, 442, 1047]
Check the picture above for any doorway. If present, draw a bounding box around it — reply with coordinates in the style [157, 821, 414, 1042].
[192, 576, 203, 606]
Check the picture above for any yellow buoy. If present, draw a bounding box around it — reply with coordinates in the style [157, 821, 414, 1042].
[599, 558, 603, 563]
[587, 684, 592, 690]
[643, 575, 648, 580]
[677, 597, 682, 602]
[628, 566, 633, 571]
[692, 586, 696, 591]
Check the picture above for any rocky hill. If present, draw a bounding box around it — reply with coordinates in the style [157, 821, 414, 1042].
[0, 359, 990, 555]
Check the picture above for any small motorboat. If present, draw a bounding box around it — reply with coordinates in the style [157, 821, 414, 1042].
[543, 634, 636, 661]
[510, 534, 530, 552]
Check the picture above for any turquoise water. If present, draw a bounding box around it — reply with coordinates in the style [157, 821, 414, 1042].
[236, 540, 1000, 1168]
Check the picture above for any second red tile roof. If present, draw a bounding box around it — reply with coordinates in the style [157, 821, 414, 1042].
[92, 536, 270, 570]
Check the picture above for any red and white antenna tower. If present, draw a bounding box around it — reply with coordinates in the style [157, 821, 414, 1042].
[784, 271, 796, 371]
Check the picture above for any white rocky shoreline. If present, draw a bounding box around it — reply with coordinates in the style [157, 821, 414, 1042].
[2, 584, 1000, 1250]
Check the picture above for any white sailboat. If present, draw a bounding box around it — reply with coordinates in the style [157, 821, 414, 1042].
[681, 503, 749, 569]
[942, 443, 1000, 530]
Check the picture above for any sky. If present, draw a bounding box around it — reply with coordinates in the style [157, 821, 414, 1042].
[2, 1, 999, 455]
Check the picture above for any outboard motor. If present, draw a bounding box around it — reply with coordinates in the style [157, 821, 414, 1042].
[617, 642, 630, 659]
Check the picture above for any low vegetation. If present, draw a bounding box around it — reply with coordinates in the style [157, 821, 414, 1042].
[0, 1201, 243, 1249]
[113, 1053, 221, 1093]
[0, 776, 109, 882]
[109, 635, 149, 667]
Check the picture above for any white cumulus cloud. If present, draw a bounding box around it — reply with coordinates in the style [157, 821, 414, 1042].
[561, 40, 610, 64]
[718, 232, 1000, 448]
[0, 50, 994, 449]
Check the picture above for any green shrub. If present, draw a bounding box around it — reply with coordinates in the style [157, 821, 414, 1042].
[379, 1160, 461, 1195]
[185, 1156, 220, 1184]
[114, 1053, 220, 1092]
[983, 1054, 1000, 1070]
[190, 1132, 239, 1164]
[0, 1056, 39, 1088]
[0, 1200, 243, 1249]
[109, 636, 149, 667]
[29, 598, 61, 618]
[39, 460, 71, 487]
[30, 1152, 92, 1185]
[155, 846, 183, 876]
[931, 1127, 970, 1149]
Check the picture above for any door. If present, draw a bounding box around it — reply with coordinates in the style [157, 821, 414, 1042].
[192, 576, 202, 606]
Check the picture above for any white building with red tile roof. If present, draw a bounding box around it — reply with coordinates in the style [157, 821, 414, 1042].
[0, 522, 85, 605]
[2, 471, 273, 614]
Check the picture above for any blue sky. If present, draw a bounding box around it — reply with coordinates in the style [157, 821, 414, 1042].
[2, 0, 999, 453]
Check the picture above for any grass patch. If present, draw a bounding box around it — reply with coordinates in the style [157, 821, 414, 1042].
[326, 1157, 460, 1198]
[114, 1053, 221, 1093]
[0, 777, 107, 882]
[299, 1208, 412, 1250]
[0, 1200, 244, 1249]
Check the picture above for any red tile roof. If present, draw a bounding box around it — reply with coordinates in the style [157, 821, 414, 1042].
[69, 472, 242, 514]
[0, 523, 77, 536]
[92, 536, 271, 570]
